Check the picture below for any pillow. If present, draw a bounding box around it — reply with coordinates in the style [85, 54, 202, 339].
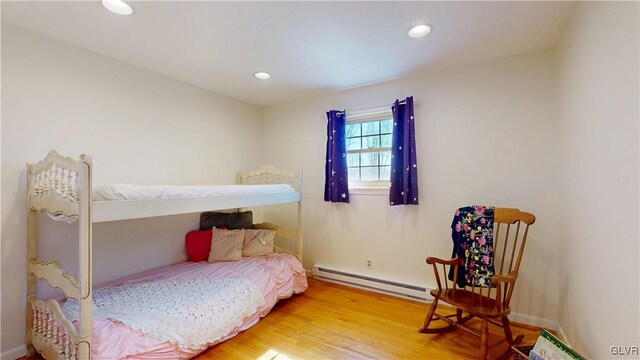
[208, 228, 245, 262]
[227, 211, 254, 230]
[199, 211, 254, 231]
[243, 229, 276, 257]
[185, 229, 212, 262]
[199, 212, 229, 231]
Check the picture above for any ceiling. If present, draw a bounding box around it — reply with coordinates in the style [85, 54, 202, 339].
[1, 1, 576, 107]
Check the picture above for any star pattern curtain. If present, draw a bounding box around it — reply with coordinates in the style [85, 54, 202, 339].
[389, 96, 419, 206]
[324, 110, 350, 203]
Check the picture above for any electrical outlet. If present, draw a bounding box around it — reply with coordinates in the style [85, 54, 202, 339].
[367, 259, 372, 268]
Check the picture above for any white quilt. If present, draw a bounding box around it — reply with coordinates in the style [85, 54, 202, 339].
[61, 278, 265, 349]
[92, 184, 295, 201]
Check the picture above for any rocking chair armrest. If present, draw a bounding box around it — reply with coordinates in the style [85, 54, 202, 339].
[491, 271, 518, 285]
[426, 257, 459, 291]
[426, 257, 458, 266]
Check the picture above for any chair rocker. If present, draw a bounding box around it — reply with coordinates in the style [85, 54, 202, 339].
[418, 207, 535, 360]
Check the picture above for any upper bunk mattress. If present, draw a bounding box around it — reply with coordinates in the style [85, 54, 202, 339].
[93, 184, 296, 201]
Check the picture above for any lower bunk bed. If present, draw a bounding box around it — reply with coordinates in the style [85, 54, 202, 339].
[56, 252, 307, 360]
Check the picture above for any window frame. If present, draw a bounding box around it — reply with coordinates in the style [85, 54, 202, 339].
[345, 107, 393, 194]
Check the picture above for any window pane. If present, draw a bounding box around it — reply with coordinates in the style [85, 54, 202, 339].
[362, 121, 379, 136]
[381, 119, 393, 134]
[381, 134, 392, 147]
[380, 166, 391, 180]
[346, 137, 361, 151]
[347, 153, 360, 167]
[379, 151, 392, 166]
[362, 135, 380, 149]
[346, 123, 361, 137]
[361, 152, 378, 166]
[361, 167, 379, 181]
[348, 167, 360, 181]
[346, 115, 394, 189]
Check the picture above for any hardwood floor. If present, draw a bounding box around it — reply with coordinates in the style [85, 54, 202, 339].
[24, 278, 544, 360]
[196, 278, 543, 359]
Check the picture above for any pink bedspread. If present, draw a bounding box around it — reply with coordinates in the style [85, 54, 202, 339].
[81, 253, 307, 359]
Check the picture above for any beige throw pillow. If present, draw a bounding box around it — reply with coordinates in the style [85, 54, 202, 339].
[208, 228, 244, 262]
[243, 229, 276, 257]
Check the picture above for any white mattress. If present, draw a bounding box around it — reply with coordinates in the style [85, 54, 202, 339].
[93, 184, 296, 201]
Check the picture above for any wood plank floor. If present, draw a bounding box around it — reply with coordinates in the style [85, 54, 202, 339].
[196, 278, 543, 359]
[25, 278, 544, 360]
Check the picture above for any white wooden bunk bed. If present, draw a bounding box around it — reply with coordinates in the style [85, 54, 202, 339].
[26, 150, 304, 360]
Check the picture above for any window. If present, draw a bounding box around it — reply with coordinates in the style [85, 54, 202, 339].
[345, 109, 393, 191]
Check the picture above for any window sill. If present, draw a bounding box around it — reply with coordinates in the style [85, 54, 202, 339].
[349, 186, 389, 196]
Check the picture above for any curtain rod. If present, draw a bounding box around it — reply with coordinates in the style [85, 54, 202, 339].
[333, 99, 421, 115]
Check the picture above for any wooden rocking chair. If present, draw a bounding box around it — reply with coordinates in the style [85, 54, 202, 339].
[419, 207, 535, 360]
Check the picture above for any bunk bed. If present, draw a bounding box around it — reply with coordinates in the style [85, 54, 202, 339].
[26, 150, 305, 360]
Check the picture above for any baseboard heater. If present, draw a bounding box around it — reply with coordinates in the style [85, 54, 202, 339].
[312, 265, 432, 302]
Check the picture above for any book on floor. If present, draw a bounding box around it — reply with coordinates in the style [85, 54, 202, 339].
[529, 329, 586, 360]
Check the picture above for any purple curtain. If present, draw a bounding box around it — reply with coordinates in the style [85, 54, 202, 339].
[324, 110, 350, 203]
[390, 96, 419, 206]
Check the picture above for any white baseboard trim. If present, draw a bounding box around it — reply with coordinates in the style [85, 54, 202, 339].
[1, 345, 28, 360]
[304, 268, 312, 277]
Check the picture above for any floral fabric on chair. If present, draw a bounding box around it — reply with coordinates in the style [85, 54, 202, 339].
[448, 205, 496, 287]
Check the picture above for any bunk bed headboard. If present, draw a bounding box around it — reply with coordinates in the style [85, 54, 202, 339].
[237, 165, 303, 263]
[237, 165, 302, 191]
[27, 149, 93, 360]
[27, 149, 92, 220]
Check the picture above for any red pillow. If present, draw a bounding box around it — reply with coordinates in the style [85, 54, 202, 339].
[185, 229, 212, 262]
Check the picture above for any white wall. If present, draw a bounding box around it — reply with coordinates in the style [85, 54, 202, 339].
[556, 2, 639, 358]
[262, 50, 562, 325]
[3, 3, 639, 357]
[1, 24, 263, 354]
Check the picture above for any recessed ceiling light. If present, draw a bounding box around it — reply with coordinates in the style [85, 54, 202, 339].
[408, 24, 431, 38]
[254, 72, 271, 80]
[102, 0, 133, 16]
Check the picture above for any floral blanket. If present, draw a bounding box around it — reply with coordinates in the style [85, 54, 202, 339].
[448, 205, 495, 288]
[61, 278, 264, 349]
